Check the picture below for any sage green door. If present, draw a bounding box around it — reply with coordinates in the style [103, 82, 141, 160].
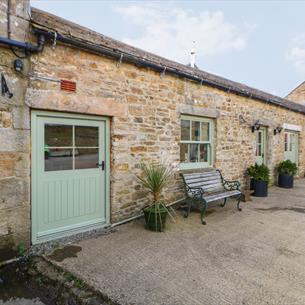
[32, 111, 109, 244]
[284, 131, 299, 165]
[255, 127, 266, 165]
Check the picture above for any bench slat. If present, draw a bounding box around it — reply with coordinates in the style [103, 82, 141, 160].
[183, 171, 220, 178]
[187, 179, 222, 187]
[204, 190, 241, 202]
[185, 176, 221, 183]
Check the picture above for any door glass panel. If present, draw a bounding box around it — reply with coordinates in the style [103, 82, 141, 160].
[189, 144, 199, 162]
[181, 120, 190, 141]
[45, 148, 73, 171]
[180, 143, 188, 163]
[192, 121, 200, 141]
[201, 122, 209, 141]
[289, 134, 294, 151]
[45, 124, 73, 147]
[199, 144, 208, 162]
[75, 126, 98, 147]
[75, 148, 99, 169]
[284, 133, 288, 151]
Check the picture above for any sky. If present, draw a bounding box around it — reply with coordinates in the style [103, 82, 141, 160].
[31, 0, 305, 97]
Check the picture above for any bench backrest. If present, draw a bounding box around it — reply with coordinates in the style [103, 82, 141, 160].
[181, 170, 224, 194]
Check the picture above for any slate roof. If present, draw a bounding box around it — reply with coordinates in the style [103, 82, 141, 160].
[30, 7, 305, 115]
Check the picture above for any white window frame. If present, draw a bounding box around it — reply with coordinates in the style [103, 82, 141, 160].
[179, 115, 214, 170]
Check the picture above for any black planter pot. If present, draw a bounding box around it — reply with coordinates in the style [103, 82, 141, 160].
[250, 178, 254, 190]
[143, 205, 168, 232]
[278, 174, 294, 188]
[252, 180, 268, 197]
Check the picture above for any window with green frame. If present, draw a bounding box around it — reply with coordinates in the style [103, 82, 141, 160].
[180, 115, 214, 169]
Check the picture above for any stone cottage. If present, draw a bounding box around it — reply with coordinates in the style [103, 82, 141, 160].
[1, 1, 305, 253]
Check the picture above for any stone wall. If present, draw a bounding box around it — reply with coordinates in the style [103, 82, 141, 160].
[27, 43, 305, 222]
[286, 81, 305, 106]
[0, 0, 31, 254]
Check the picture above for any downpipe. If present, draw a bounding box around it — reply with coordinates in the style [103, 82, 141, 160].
[0, 34, 45, 53]
[110, 198, 185, 228]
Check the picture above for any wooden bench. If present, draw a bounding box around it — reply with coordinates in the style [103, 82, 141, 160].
[180, 170, 243, 224]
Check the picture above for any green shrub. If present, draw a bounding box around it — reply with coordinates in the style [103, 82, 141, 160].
[277, 160, 298, 176]
[247, 163, 270, 183]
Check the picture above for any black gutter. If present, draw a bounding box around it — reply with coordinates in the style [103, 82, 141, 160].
[32, 28, 304, 114]
[0, 34, 45, 53]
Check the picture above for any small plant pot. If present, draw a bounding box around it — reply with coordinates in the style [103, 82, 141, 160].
[278, 174, 294, 188]
[252, 180, 268, 197]
[143, 205, 168, 232]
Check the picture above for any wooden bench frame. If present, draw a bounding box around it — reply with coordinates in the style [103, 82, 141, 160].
[180, 170, 243, 224]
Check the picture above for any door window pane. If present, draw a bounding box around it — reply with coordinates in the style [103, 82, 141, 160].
[45, 124, 73, 147]
[289, 134, 294, 151]
[284, 133, 288, 152]
[180, 143, 188, 163]
[201, 122, 209, 141]
[192, 121, 200, 141]
[189, 144, 199, 162]
[181, 120, 190, 141]
[75, 126, 98, 147]
[199, 144, 208, 162]
[75, 148, 99, 169]
[45, 148, 73, 171]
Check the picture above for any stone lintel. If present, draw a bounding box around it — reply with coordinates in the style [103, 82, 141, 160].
[25, 91, 128, 118]
[177, 105, 220, 118]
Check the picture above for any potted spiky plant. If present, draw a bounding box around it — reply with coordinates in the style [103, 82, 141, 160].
[277, 160, 297, 188]
[137, 162, 173, 232]
[247, 163, 270, 197]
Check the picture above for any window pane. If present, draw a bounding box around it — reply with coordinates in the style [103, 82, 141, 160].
[192, 121, 200, 141]
[45, 124, 72, 147]
[180, 143, 188, 163]
[181, 120, 190, 141]
[199, 144, 208, 162]
[284, 133, 288, 152]
[201, 122, 209, 141]
[75, 148, 99, 169]
[289, 134, 294, 151]
[45, 148, 73, 171]
[75, 126, 98, 147]
[189, 144, 199, 163]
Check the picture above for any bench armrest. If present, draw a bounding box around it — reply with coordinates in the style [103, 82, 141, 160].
[223, 180, 240, 191]
[186, 186, 204, 198]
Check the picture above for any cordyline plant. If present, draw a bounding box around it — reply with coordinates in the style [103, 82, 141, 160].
[136, 161, 175, 231]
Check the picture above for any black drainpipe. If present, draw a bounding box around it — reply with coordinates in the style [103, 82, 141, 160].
[0, 34, 45, 53]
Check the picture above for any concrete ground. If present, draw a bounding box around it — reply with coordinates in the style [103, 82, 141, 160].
[49, 179, 305, 305]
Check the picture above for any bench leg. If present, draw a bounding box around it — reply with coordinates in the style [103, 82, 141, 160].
[220, 198, 227, 207]
[184, 198, 192, 218]
[201, 201, 207, 225]
[237, 195, 242, 211]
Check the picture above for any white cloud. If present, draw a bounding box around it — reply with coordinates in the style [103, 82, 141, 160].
[116, 4, 250, 64]
[287, 33, 305, 73]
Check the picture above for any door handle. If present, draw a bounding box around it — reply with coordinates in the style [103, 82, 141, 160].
[96, 161, 105, 170]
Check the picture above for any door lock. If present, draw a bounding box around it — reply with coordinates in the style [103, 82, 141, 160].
[96, 161, 105, 170]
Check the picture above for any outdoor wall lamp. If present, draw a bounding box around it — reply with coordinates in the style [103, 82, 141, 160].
[13, 59, 24, 72]
[251, 120, 261, 133]
[273, 126, 283, 135]
[1, 73, 13, 99]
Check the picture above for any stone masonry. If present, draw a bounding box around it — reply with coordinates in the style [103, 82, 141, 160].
[0, 0, 31, 253]
[286, 81, 305, 106]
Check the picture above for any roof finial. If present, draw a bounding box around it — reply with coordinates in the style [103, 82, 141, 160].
[190, 41, 196, 68]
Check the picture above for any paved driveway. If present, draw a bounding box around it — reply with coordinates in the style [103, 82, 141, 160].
[48, 179, 305, 305]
